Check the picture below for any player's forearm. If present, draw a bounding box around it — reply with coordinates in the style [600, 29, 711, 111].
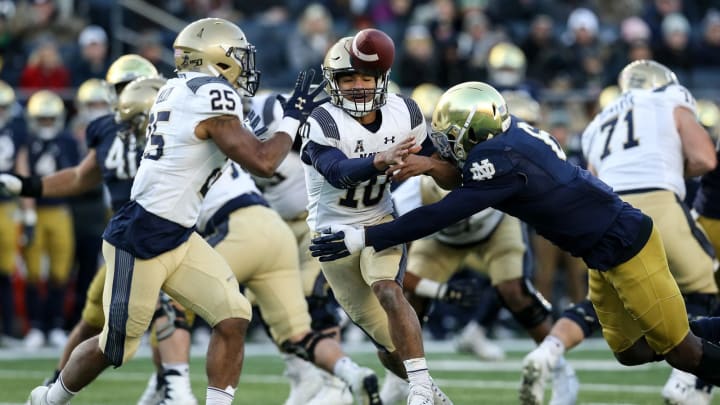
[424, 157, 462, 190]
[41, 167, 102, 198]
[244, 133, 293, 177]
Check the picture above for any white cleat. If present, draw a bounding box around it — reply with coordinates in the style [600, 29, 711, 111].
[549, 358, 578, 405]
[158, 368, 198, 405]
[347, 366, 382, 405]
[379, 370, 410, 405]
[407, 383, 433, 405]
[24, 328, 45, 350]
[306, 373, 354, 405]
[455, 322, 505, 361]
[26, 385, 50, 405]
[519, 346, 553, 405]
[47, 328, 68, 348]
[431, 378, 453, 404]
[662, 368, 713, 405]
[283, 357, 324, 405]
[137, 372, 164, 405]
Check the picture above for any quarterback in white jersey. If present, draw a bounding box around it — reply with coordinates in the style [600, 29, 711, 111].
[302, 31, 460, 405]
[579, 60, 718, 405]
[27, 17, 328, 405]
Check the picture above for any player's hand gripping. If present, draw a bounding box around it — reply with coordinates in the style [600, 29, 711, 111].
[438, 277, 483, 307]
[310, 224, 366, 262]
[373, 137, 421, 171]
[278, 68, 330, 124]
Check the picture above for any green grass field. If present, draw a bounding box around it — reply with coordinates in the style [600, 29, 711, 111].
[0, 338, 716, 404]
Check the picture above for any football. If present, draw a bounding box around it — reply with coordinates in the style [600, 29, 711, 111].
[349, 28, 395, 73]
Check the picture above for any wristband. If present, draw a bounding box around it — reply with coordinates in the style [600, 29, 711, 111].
[276, 116, 301, 140]
[20, 176, 43, 198]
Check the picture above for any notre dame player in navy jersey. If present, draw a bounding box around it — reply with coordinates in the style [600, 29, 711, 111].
[311, 81, 720, 389]
[0, 80, 26, 343]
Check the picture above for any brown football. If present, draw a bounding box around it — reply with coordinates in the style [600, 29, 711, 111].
[349, 28, 395, 73]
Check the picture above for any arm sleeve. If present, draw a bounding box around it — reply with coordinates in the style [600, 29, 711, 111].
[305, 140, 383, 189]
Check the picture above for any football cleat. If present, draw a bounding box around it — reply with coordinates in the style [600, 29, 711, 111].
[26, 385, 50, 405]
[24, 328, 45, 350]
[379, 370, 409, 405]
[283, 356, 324, 405]
[549, 358, 579, 405]
[519, 345, 553, 405]
[455, 322, 506, 361]
[348, 366, 382, 405]
[137, 372, 164, 405]
[306, 373, 354, 405]
[407, 383, 433, 405]
[662, 368, 713, 405]
[158, 368, 197, 405]
[431, 378, 453, 404]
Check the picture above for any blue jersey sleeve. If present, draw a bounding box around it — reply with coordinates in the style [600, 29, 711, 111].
[304, 140, 382, 188]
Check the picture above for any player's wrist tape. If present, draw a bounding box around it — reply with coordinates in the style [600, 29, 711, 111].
[415, 278, 445, 299]
[20, 176, 42, 198]
[277, 116, 300, 140]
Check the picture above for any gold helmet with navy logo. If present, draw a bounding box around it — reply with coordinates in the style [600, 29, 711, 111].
[173, 17, 260, 97]
[696, 99, 720, 141]
[431, 81, 510, 167]
[115, 76, 167, 136]
[618, 59, 678, 92]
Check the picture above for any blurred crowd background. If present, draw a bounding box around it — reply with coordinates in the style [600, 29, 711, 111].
[2, 0, 720, 348]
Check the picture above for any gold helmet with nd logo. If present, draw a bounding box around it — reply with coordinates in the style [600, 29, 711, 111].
[26, 90, 66, 141]
[75, 78, 113, 123]
[487, 42, 527, 88]
[173, 17, 260, 97]
[430, 81, 511, 166]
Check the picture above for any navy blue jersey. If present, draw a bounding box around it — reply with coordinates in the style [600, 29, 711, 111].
[693, 147, 720, 218]
[27, 131, 79, 206]
[86, 114, 142, 212]
[366, 116, 648, 270]
[0, 118, 27, 202]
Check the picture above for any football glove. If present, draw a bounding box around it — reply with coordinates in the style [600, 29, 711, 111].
[439, 277, 483, 308]
[20, 209, 36, 247]
[310, 224, 365, 262]
[278, 68, 330, 124]
[0, 173, 21, 196]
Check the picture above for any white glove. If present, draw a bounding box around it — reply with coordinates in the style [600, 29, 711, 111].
[0, 173, 21, 196]
[330, 224, 365, 254]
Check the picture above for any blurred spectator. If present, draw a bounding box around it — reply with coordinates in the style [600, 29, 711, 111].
[19, 38, 71, 91]
[694, 9, 720, 67]
[605, 16, 652, 86]
[642, 0, 700, 48]
[456, 11, 502, 82]
[12, 0, 85, 53]
[369, 0, 414, 45]
[286, 3, 336, 73]
[395, 25, 440, 88]
[561, 8, 611, 92]
[595, 0, 645, 25]
[133, 29, 174, 78]
[426, 0, 464, 86]
[0, 0, 24, 85]
[520, 14, 565, 86]
[653, 13, 696, 81]
[485, 0, 552, 41]
[69, 25, 110, 86]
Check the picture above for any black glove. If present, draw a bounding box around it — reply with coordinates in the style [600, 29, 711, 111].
[277, 68, 330, 124]
[439, 277, 483, 308]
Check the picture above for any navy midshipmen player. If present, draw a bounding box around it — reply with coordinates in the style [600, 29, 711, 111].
[311, 81, 720, 394]
[302, 30, 459, 405]
[23, 17, 327, 405]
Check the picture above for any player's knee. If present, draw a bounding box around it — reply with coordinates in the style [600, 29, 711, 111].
[372, 280, 404, 311]
[152, 300, 191, 341]
[213, 317, 249, 341]
[560, 299, 601, 338]
[307, 296, 341, 331]
[497, 278, 551, 329]
[280, 330, 337, 363]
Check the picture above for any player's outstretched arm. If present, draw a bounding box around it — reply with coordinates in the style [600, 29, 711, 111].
[388, 153, 461, 189]
[0, 151, 102, 198]
[675, 106, 717, 177]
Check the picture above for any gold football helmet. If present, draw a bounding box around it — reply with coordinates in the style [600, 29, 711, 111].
[0, 80, 15, 128]
[487, 42, 526, 87]
[115, 77, 167, 136]
[75, 78, 113, 123]
[322, 37, 391, 117]
[173, 17, 260, 97]
[431, 81, 510, 167]
[618, 59, 678, 92]
[501, 90, 540, 125]
[597, 85, 621, 110]
[27, 90, 66, 140]
[106, 54, 158, 87]
[411, 83, 444, 121]
[696, 99, 720, 141]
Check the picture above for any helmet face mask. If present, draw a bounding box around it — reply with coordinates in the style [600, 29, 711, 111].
[173, 18, 261, 97]
[618, 59, 678, 92]
[322, 37, 390, 117]
[430, 82, 511, 167]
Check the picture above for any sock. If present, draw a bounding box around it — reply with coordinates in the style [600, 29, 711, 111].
[404, 358, 431, 387]
[206, 386, 234, 405]
[333, 356, 360, 383]
[162, 362, 189, 375]
[541, 335, 565, 357]
[0, 273, 14, 335]
[690, 317, 720, 342]
[46, 375, 75, 404]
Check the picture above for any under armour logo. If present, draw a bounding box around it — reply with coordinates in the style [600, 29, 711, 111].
[470, 159, 495, 180]
[354, 140, 365, 153]
[295, 97, 306, 110]
[384, 136, 395, 144]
